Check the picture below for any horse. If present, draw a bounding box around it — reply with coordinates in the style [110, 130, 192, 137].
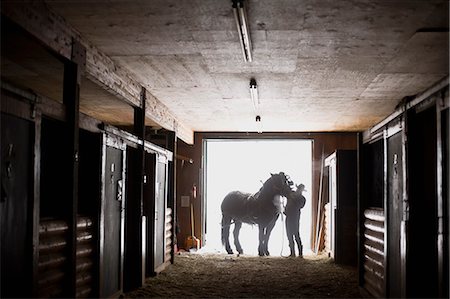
[221, 172, 294, 256]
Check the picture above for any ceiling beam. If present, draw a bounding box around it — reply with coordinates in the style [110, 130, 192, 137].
[2, 1, 194, 144]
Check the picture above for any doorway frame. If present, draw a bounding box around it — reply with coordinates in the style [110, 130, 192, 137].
[201, 137, 314, 251]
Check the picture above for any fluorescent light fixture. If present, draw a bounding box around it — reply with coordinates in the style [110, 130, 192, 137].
[232, 0, 253, 62]
[250, 79, 262, 133]
[255, 115, 262, 133]
[249, 78, 259, 112]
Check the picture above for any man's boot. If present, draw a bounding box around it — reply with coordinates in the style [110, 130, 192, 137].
[298, 244, 303, 258]
[289, 240, 296, 257]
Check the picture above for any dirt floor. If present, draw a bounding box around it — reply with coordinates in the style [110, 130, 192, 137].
[126, 252, 362, 298]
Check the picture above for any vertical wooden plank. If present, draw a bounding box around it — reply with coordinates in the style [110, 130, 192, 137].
[400, 116, 408, 299]
[436, 91, 445, 298]
[120, 146, 127, 295]
[137, 88, 146, 284]
[98, 134, 107, 298]
[166, 131, 177, 264]
[63, 38, 85, 297]
[123, 87, 146, 291]
[32, 111, 42, 297]
[63, 59, 78, 298]
[382, 129, 388, 298]
[357, 133, 365, 287]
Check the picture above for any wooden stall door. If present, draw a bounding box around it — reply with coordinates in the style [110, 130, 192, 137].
[154, 155, 168, 272]
[1, 113, 33, 297]
[101, 144, 124, 298]
[386, 131, 403, 298]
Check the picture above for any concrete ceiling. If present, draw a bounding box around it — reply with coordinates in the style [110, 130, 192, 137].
[45, 0, 449, 133]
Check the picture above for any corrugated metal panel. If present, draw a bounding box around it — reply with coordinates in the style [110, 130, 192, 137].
[38, 218, 67, 298]
[38, 216, 95, 298]
[76, 216, 95, 298]
[165, 208, 173, 263]
[363, 208, 385, 298]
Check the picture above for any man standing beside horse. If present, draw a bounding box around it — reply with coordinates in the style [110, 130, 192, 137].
[285, 184, 306, 257]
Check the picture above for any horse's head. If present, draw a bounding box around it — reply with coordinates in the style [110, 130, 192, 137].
[265, 172, 294, 197]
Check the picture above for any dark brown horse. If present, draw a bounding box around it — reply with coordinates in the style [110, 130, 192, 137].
[221, 172, 293, 256]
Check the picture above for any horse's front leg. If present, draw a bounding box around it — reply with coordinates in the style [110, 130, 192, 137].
[221, 215, 233, 254]
[263, 215, 279, 256]
[258, 224, 266, 256]
[233, 221, 243, 254]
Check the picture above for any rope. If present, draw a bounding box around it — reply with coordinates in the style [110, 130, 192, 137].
[279, 211, 286, 256]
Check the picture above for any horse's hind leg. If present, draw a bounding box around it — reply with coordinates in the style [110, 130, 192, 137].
[233, 221, 243, 254]
[221, 215, 233, 254]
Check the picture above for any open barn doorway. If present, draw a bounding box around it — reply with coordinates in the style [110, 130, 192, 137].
[203, 139, 312, 256]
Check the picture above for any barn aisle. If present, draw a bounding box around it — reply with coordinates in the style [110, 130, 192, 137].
[126, 253, 360, 298]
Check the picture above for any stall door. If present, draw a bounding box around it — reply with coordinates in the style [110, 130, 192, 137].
[328, 156, 337, 259]
[1, 113, 33, 297]
[386, 130, 404, 298]
[154, 155, 167, 271]
[101, 143, 125, 298]
[143, 153, 156, 276]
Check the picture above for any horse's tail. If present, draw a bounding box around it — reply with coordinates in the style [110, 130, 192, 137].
[221, 214, 226, 246]
[221, 214, 232, 246]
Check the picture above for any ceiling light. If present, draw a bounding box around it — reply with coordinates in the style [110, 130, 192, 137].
[232, 0, 252, 62]
[249, 78, 259, 112]
[250, 79, 262, 133]
[255, 115, 262, 134]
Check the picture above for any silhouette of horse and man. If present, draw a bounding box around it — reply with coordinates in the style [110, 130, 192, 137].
[221, 172, 306, 257]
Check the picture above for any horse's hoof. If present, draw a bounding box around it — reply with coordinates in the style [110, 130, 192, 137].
[227, 251, 234, 255]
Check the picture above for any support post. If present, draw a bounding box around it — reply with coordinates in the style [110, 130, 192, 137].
[63, 39, 85, 297]
[135, 87, 146, 286]
[357, 133, 364, 288]
[123, 87, 146, 292]
[166, 130, 177, 264]
[436, 90, 448, 298]
[31, 110, 42, 297]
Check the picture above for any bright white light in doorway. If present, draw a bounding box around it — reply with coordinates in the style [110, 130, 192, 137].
[204, 139, 312, 256]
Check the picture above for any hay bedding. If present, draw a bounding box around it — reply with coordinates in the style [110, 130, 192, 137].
[126, 253, 361, 298]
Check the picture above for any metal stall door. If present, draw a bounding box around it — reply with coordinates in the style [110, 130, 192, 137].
[1, 113, 34, 298]
[154, 154, 168, 271]
[143, 152, 156, 277]
[100, 135, 125, 298]
[385, 128, 404, 298]
[329, 158, 337, 259]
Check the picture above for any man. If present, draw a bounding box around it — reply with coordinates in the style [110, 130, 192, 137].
[285, 184, 306, 257]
